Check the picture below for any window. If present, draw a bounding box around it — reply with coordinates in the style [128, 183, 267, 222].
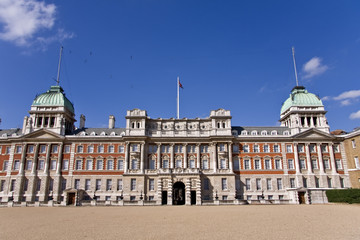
[96, 160, 103, 170]
[321, 145, 328, 153]
[340, 177, 345, 188]
[303, 177, 307, 188]
[243, 145, 249, 153]
[352, 140, 356, 148]
[149, 159, 155, 169]
[309, 144, 316, 153]
[286, 145, 292, 153]
[290, 178, 296, 188]
[3, 161, 9, 171]
[263, 145, 269, 153]
[266, 178, 272, 190]
[300, 159, 306, 169]
[77, 145, 83, 153]
[256, 178, 261, 190]
[106, 179, 112, 190]
[323, 159, 330, 169]
[36, 179, 41, 191]
[163, 159, 169, 168]
[38, 160, 45, 170]
[253, 145, 259, 153]
[13, 160, 20, 170]
[202, 159, 209, 169]
[311, 159, 318, 169]
[273, 145, 280, 153]
[354, 157, 360, 169]
[233, 145, 239, 153]
[149, 179, 155, 191]
[279, 195, 284, 200]
[63, 160, 69, 170]
[107, 160, 114, 170]
[5, 146, 10, 154]
[85, 159, 92, 170]
[327, 177, 332, 188]
[105, 196, 111, 201]
[10, 179, 16, 192]
[85, 179, 91, 190]
[130, 196, 136, 201]
[75, 160, 82, 170]
[244, 159, 250, 170]
[28, 145, 34, 153]
[61, 179, 67, 191]
[96, 179, 101, 190]
[52, 145, 58, 153]
[50, 160, 57, 170]
[108, 145, 114, 153]
[276, 178, 283, 190]
[245, 179, 251, 190]
[161, 145, 169, 153]
[222, 178, 227, 190]
[254, 159, 261, 170]
[275, 159, 281, 169]
[265, 159, 271, 169]
[187, 145, 196, 153]
[131, 159, 138, 169]
[236, 179, 241, 190]
[26, 160, 32, 170]
[0, 180, 5, 192]
[246, 195, 252, 200]
[201, 145, 208, 153]
[203, 178, 210, 190]
[39, 145, 46, 153]
[74, 179, 80, 190]
[23, 178, 29, 192]
[117, 159, 124, 170]
[219, 144, 225, 152]
[220, 159, 226, 169]
[131, 179, 136, 191]
[234, 158, 240, 170]
[189, 159, 195, 168]
[297, 144, 304, 153]
[119, 145, 125, 153]
[333, 144, 340, 153]
[117, 179, 123, 191]
[315, 177, 320, 188]
[16, 146, 22, 153]
[288, 159, 294, 169]
[176, 159, 182, 168]
[64, 145, 70, 153]
[98, 145, 104, 153]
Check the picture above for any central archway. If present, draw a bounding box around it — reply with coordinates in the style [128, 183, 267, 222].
[173, 181, 185, 205]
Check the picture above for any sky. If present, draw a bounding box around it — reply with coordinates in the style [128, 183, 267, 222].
[0, 0, 360, 132]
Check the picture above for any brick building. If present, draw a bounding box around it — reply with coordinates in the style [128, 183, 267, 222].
[0, 85, 349, 206]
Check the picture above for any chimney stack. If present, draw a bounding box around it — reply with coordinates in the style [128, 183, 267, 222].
[80, 114, 86, 129]
[109, 115, 115, 129]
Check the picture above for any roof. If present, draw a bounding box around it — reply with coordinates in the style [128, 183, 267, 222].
[0, 128, 22, 137]
[72, 128, 126, 136]
[280, 86, 323, 114]
[32, 85, 74, 114]
[232, 126, 290, 135]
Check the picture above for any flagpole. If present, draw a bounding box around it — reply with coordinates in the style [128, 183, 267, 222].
[177, 76, 180, 119]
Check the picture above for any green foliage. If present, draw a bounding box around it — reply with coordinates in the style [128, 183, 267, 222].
[326, 189, 360, 204]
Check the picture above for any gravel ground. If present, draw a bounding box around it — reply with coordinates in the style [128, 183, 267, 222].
[0, 204, 359, 240]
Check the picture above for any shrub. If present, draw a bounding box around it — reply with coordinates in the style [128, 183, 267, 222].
[326, 189, 360, 204]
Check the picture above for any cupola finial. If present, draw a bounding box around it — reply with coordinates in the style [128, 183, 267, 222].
[56, 46, 64, 86]
[292, 47, 299, 87]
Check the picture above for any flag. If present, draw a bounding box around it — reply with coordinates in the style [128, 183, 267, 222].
[179, 80, 184, 89]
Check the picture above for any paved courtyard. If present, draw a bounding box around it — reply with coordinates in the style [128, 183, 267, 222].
[0, 204, 359, 240]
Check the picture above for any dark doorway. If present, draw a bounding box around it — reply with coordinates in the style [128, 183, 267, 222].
[173, 182, 185, 205]
[162, 191, 168, 205]
[68, 193, 75, 205]
[298, 192, 306, 204]
[191, 191, 196, 205]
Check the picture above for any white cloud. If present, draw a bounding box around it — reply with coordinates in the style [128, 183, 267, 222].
[321, 96, 330, 101]
[302, 57, 329, 79]
[350, 110, 360, 120]
[0, 0, 71, 48]
[340, 100, 351, 106]
[333, 90, 360, 100]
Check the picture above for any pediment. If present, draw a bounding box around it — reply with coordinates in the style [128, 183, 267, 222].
[22, 129, 64, 140]
[292, 129, 336, 140]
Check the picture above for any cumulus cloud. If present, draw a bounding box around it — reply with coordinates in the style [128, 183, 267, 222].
[0, 0, 73, 48]
[350, 110, 360, 120]
[321, 96, 330, 101]
[333, 90, 360, 100]
[302, 57, 329, 79]
[340, 99, 351, 106]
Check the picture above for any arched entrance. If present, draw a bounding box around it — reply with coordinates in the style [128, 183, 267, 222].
[173, 182, 185, 205]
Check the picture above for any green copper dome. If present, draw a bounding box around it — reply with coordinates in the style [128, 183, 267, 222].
[32, 85, 74, 113]
[280, 86, 323, 114]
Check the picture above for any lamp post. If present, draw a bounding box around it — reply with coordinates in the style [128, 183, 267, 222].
[215, 190, 219, 200]
[140, 190, 143, 200]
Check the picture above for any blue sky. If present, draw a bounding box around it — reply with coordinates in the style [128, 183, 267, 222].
[0, 0, 360, 132]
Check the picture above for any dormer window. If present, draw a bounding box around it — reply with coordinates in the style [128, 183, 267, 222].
[241, 131, 248, 135]
[261, 131, 267, 136]
[251, 131, 257, 136]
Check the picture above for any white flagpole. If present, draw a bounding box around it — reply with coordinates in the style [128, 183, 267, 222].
[177, 76, 180, 119]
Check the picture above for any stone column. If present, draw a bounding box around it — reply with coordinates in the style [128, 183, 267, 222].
[18, 143, 28, 176]
[317, 144, 324, 173]
[212, 143, 217, 173]
[31, 144, 40, 175]
[53, 143, 63, 202]
[329, 143, 337, 174]
[183, 144, 188, 169]
[140, 142, 145, 173]
[56, 144, 63, 175]
[196, 144, 201, 169]
[124, 142, 129, 173]
[228, 143, 233, 171]
[293, 143, 300, 174]
[44, 143, 52, 175]
[170, 144, 174, 169]
[156, 143, 161, 169]
[305, 143, 312, 174]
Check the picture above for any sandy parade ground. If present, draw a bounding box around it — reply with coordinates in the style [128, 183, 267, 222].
[0, 204, 359, 240]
